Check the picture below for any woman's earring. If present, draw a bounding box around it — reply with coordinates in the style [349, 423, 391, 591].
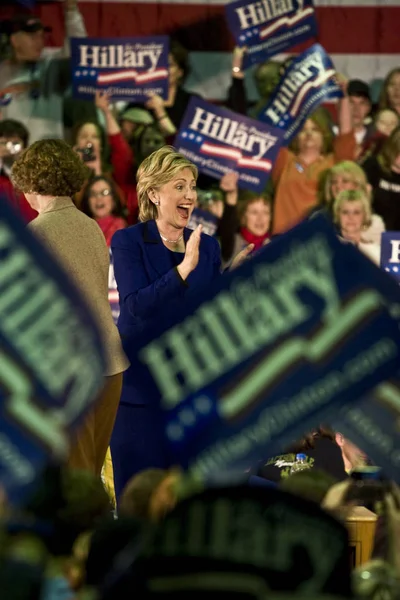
[154, 201, 160, 205]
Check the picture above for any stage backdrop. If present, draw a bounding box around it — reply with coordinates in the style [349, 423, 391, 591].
[1, 0, 399, 102]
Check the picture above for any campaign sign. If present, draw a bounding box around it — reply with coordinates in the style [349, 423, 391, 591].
[258, 44, 343, 144]
[381, 231, 400, 283]
[71, 36, 169, 102]
[188, 207, 219, 237]
[124, 215, 400, 479]
[225, 0, 317, 69]
[176, 97, 284, 192]
[330, 378, 400, 483]
[108, 250, 120, 325]
[0, 198, 105, 504]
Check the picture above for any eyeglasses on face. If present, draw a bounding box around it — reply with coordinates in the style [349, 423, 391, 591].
[89, 188, 111, 199]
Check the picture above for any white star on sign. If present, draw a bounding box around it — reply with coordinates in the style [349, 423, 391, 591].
[239, 35, 245, 41]
[246, 31, 252, 37]
[182, 132, 187, 138]
[196, 136, 202, 142]
[166, 422, 184, 442]
[179, 408, 196, 426]
[90, 70, 96, 76]
[189, 133, 195, 140]
[194, 396, 212, 415]
[394, 267, 399, 273]
[75, 70, 81, 77]
[82, 70, 88, 76]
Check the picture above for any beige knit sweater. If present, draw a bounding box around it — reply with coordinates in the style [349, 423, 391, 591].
[28, 197, 129, 376]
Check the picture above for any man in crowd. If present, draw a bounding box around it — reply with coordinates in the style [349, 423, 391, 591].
[0, 0, 87, 143]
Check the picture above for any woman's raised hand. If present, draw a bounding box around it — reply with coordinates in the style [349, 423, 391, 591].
[177, 225, 202, 280]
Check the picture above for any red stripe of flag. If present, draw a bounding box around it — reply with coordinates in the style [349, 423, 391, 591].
[1, 4, 399, 54]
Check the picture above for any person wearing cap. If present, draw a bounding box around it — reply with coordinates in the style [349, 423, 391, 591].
[119, 106, 154, 147]
[0, 0, 87, 144]
[347, 79, 373, 147]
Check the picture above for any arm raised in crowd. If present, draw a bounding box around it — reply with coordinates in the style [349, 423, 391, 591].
[60, 0, 87, 58]
[226, 47, 247, 115]
[95, 91, 135, 185]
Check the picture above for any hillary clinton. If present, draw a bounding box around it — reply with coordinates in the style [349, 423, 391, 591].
[111, 145, 251, 500]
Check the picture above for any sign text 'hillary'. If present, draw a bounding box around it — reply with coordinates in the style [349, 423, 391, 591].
[225, 0, 317, 68]
[71, 36, 169, 102]
[258, 44, 342, 143]
[177, 98, 284, 192]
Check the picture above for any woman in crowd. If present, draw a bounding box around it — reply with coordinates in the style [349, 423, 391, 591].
[378, 67, 400, 117]
[322, 160, 385, 243]
[271, 93, 356, 234]
[80, 175, 127, 247]
[363, 125, 400, 231]
[11, 139, 129, 476]
[110, 145, 252, 500]
[219, 175, 272, 267]
[333, 189, 381, 265]
[145, 39, 196, 134]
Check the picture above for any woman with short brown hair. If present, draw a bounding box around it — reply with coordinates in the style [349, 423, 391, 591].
[12, 138, 129, 476]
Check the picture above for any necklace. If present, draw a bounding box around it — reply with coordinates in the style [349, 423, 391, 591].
[159, 232, 183, 244]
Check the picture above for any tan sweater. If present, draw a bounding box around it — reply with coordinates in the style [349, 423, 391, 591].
[28, 197, 129, 377]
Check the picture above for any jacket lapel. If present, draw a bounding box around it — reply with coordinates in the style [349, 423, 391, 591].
[143, 220, 175, 278]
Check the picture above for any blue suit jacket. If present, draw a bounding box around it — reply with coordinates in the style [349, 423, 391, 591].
[111, 220, 222, 405]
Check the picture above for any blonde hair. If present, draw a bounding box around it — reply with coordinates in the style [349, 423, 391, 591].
[333, 189, 371, 228]
[323, 161, 369, 207]
[378, 125, 400, 174]
[136, 145, 198, 222]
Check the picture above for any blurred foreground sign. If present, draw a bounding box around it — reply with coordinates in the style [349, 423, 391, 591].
[0, 199, 105, 504]
[125, 216, 400, 479]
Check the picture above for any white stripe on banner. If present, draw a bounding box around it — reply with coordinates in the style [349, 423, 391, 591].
[77, 0, 400, 5]
[186, 53, 400, 102]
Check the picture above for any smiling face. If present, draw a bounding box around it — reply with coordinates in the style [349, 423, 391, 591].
[153, 167, 197, 229]
[88, 179, 114, 218]
[330, 173, 359, 200]
[243, 199, 271, 236]
[297, 119, 324, 153]
[338, 200, 365, 236]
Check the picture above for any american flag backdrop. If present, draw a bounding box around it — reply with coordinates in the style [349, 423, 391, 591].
[1, 0, 400, 101]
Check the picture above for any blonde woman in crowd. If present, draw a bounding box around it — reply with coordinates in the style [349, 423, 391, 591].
[11, 139, 129, 476]
[323, 160, 385, 244]
[333, 189, 381, 265]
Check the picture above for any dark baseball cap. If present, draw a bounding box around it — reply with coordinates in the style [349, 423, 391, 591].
[348, 79, 371, 101]
[5, 15, 51, 36]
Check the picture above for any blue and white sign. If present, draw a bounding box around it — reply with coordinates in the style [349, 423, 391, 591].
[188, 208, 219, 237]
[71, 36, 169, 102]
[225, 0, 317, 68]
[176, 97, 284, 192]
[0, 197, 106, 504]
[124, 215, 400, 479]
[258, 44, 342, 144]
[331, 379, 400, 483]
[381, 231, 400, 283]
